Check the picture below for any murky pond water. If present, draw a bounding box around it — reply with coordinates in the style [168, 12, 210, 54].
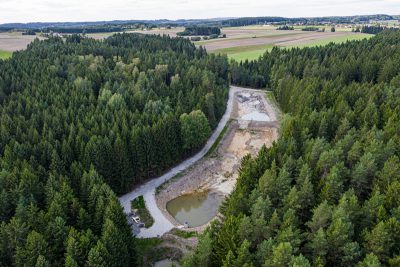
[166, 191, 222, 227]
[154, 259, 179, 267]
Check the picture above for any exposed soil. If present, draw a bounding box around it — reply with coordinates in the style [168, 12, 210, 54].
[156, 89, 280, 232]
[202, 31, 359, 51]
[0, 32, 45, 52]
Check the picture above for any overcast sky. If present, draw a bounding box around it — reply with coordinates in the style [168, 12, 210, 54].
[1, 0, 399, 24]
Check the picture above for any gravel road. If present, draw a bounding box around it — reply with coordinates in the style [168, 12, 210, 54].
[118, 86, 261, 238]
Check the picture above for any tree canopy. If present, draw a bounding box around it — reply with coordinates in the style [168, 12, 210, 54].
[0, 33, 229, 266]
[186, 29, 400, 267]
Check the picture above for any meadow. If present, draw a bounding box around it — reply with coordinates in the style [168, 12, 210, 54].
[0, 50, 12, 59]
[213, 32, 372, 61]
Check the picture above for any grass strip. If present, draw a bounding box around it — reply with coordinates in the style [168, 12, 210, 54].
[0, 50, 12, 60]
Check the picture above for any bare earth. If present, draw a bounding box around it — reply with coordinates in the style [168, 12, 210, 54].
[201, 31, 360, 51]
[0, 32, 45, 52]
[156, 87, 280, 232]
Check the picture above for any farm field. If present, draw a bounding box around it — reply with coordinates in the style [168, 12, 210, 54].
[0, 26, 371, 63]
[210, 31, 372, 61]
[0, 32, 44, 52]
[120, 27, 185, 37]
[214, 44, 274, 61]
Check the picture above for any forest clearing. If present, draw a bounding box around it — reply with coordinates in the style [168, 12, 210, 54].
[156, 87, 280, 232]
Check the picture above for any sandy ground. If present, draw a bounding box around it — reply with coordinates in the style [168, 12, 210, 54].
[0, 32, 45, 52]
[156, 88, 280, 232]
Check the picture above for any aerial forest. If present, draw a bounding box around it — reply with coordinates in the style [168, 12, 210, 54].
[185, 30, 400, 266]
[0, 33, 229, 266]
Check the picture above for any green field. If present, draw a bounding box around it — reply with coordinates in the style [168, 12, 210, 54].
[215, 33, 372, 61]
[0, 50, 12, 60]
[282, 33, 373, 49]
[215, 44, 274, 61]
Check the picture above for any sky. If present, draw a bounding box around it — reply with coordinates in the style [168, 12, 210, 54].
[0, 0, 399, 24]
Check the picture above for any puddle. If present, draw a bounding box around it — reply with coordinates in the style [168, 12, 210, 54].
[241, 111, 270, 121]
[166, 191, 222, 227]
[154, 259, 180, 267]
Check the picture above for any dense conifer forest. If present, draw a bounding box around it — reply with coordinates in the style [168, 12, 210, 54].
[177, 26, 221, 36]
[0, 33, 229, 266]
[184, 30, 400, 266]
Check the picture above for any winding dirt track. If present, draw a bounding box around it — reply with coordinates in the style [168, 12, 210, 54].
[118, 86, 279, 238]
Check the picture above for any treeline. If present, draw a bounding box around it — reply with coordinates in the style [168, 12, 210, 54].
[0, 33, 228, 266]
[361, 25, 389, 34]
[221, 15, 396, 27]
[301, 27, 320, 31]
[277, 25, 294, 30]
[177, 26, 221, 36]
[43, 26, 124, 34]
[185, 30, 400, 266]
[222, 17, 305, 27]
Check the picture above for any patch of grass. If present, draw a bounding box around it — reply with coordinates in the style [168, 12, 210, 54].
[0, 50, 12, 60]
[213, 44, 274, 61]
[206, 119, 232, 157]
[131, 196, 154, 228]
[281, 33, 372, 49]
[227, 48, 271, 62]
[215, 44, 274, 55]
[170, 228, 197, 239]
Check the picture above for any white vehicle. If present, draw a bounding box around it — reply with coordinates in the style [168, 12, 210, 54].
[132, 216, 140, 224]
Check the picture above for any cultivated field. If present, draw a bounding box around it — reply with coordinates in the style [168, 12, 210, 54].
[0, 32, 44, 52]
[0, 26, 373, 62]
[126, 27, 185, 37]
[197, 28, 372, 61]
[123, 26, 373, 61]
[220, 33, 372, 61]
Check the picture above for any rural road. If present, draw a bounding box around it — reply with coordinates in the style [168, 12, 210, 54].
[118, 85, 265, 238]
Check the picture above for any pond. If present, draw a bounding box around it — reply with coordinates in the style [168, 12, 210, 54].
[154, 259, 180, 267]
[166, 191, 222, 227]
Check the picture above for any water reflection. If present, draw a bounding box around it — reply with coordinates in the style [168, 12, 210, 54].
[166, 191, 222, 227]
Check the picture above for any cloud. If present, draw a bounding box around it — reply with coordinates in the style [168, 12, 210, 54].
[0, 0, 399, 23]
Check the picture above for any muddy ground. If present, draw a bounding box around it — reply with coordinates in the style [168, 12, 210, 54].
[156, 89, 280, 232]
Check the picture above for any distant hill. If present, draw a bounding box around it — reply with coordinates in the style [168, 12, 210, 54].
[0, 14, 397, 33]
